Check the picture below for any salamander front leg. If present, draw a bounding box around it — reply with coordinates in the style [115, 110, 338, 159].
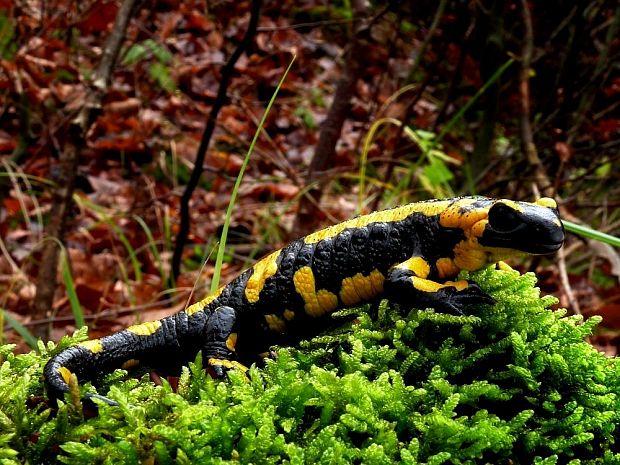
[202, 306, 248, 378]
[384, 257, 495, 315]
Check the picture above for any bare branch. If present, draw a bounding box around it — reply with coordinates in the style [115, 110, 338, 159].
[171, 0, 262, 280]
[31, 0, 140, 339]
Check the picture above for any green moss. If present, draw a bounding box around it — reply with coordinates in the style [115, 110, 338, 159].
[2, 268, 620, 464]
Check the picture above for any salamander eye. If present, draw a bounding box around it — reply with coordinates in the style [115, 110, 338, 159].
[488, 203, 523, 232]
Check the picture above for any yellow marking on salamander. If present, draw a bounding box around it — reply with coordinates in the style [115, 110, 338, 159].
[121, 359, 140, 369]
[208, 358, 248, 372]
[439, 198, 485, 229]
[340, 275, 361, 305]
[339, 269, 385, 306]
[58, 366, 72, 384]
[79, 339, 103, 354]
[368, 269, 386, 294]
[499, 199, 524, 213]
[452, 240, 489, 271]
[283, 309, 295, 321]
[496, 261, 514, 272]
[535, 197, 557, 209]
[265, 314, 286, 333]
[245, 250, 281, 303]
[293, 266, 339, 317]
[303, 200, 454, 244]
[411, 277, 469, 293]
[436, 257, 460, 279]
[316, 290, 339, 316]
[226, 333, 238, 352]
[394, 256, 431, 278]
[127, 320, 162, 336]
[453, 239, 517, 271]
[186, 285, 226, 316]
[470, 219, 488, 239]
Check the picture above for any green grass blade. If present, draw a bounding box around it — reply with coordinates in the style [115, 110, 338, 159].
[133, 215, 165, 279]
[563, 220, 620, 247]
[1, 308, 39, 349]
[358, 117, 402, 213]
[60, 249, 85, 329]
[1, 159, 41, 233]
[210, 55, 297, 293]
[436, 58, 514, 145]
[70, 195, 143, 282]
[107, 222, 143, 283]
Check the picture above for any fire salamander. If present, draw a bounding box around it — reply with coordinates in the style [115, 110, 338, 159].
[44, 197, 565, 405]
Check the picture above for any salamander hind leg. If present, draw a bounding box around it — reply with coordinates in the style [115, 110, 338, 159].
[202, 306, 248, 378]
[385, 257, 495, 315]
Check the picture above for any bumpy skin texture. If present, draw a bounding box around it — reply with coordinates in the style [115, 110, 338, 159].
[44, 197, 565, 404]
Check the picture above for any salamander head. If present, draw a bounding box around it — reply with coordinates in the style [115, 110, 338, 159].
[440, 197, 565, 271]
[478, 198, 565, 254]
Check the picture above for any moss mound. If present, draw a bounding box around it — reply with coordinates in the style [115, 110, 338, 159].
[2, 267, 619, 464]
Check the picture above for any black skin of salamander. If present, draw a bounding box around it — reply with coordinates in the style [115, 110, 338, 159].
[43, 197, 565, 405]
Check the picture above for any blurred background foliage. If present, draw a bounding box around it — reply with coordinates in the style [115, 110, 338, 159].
[0, 0, 617, 350]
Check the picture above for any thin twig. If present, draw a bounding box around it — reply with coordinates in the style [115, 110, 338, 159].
[557, 246, 581, 315]
[171, 0, 262, 280]
[407, 0, 448, 83]
[519, 0, 552, 197]
[31, 0, 140, 340]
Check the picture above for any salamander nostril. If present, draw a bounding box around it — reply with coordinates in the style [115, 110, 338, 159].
[551, 227, 565, 243]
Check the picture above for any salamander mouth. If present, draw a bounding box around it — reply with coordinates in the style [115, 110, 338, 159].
[480, 224, 565, 255]
[525, 240, 563, 254]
